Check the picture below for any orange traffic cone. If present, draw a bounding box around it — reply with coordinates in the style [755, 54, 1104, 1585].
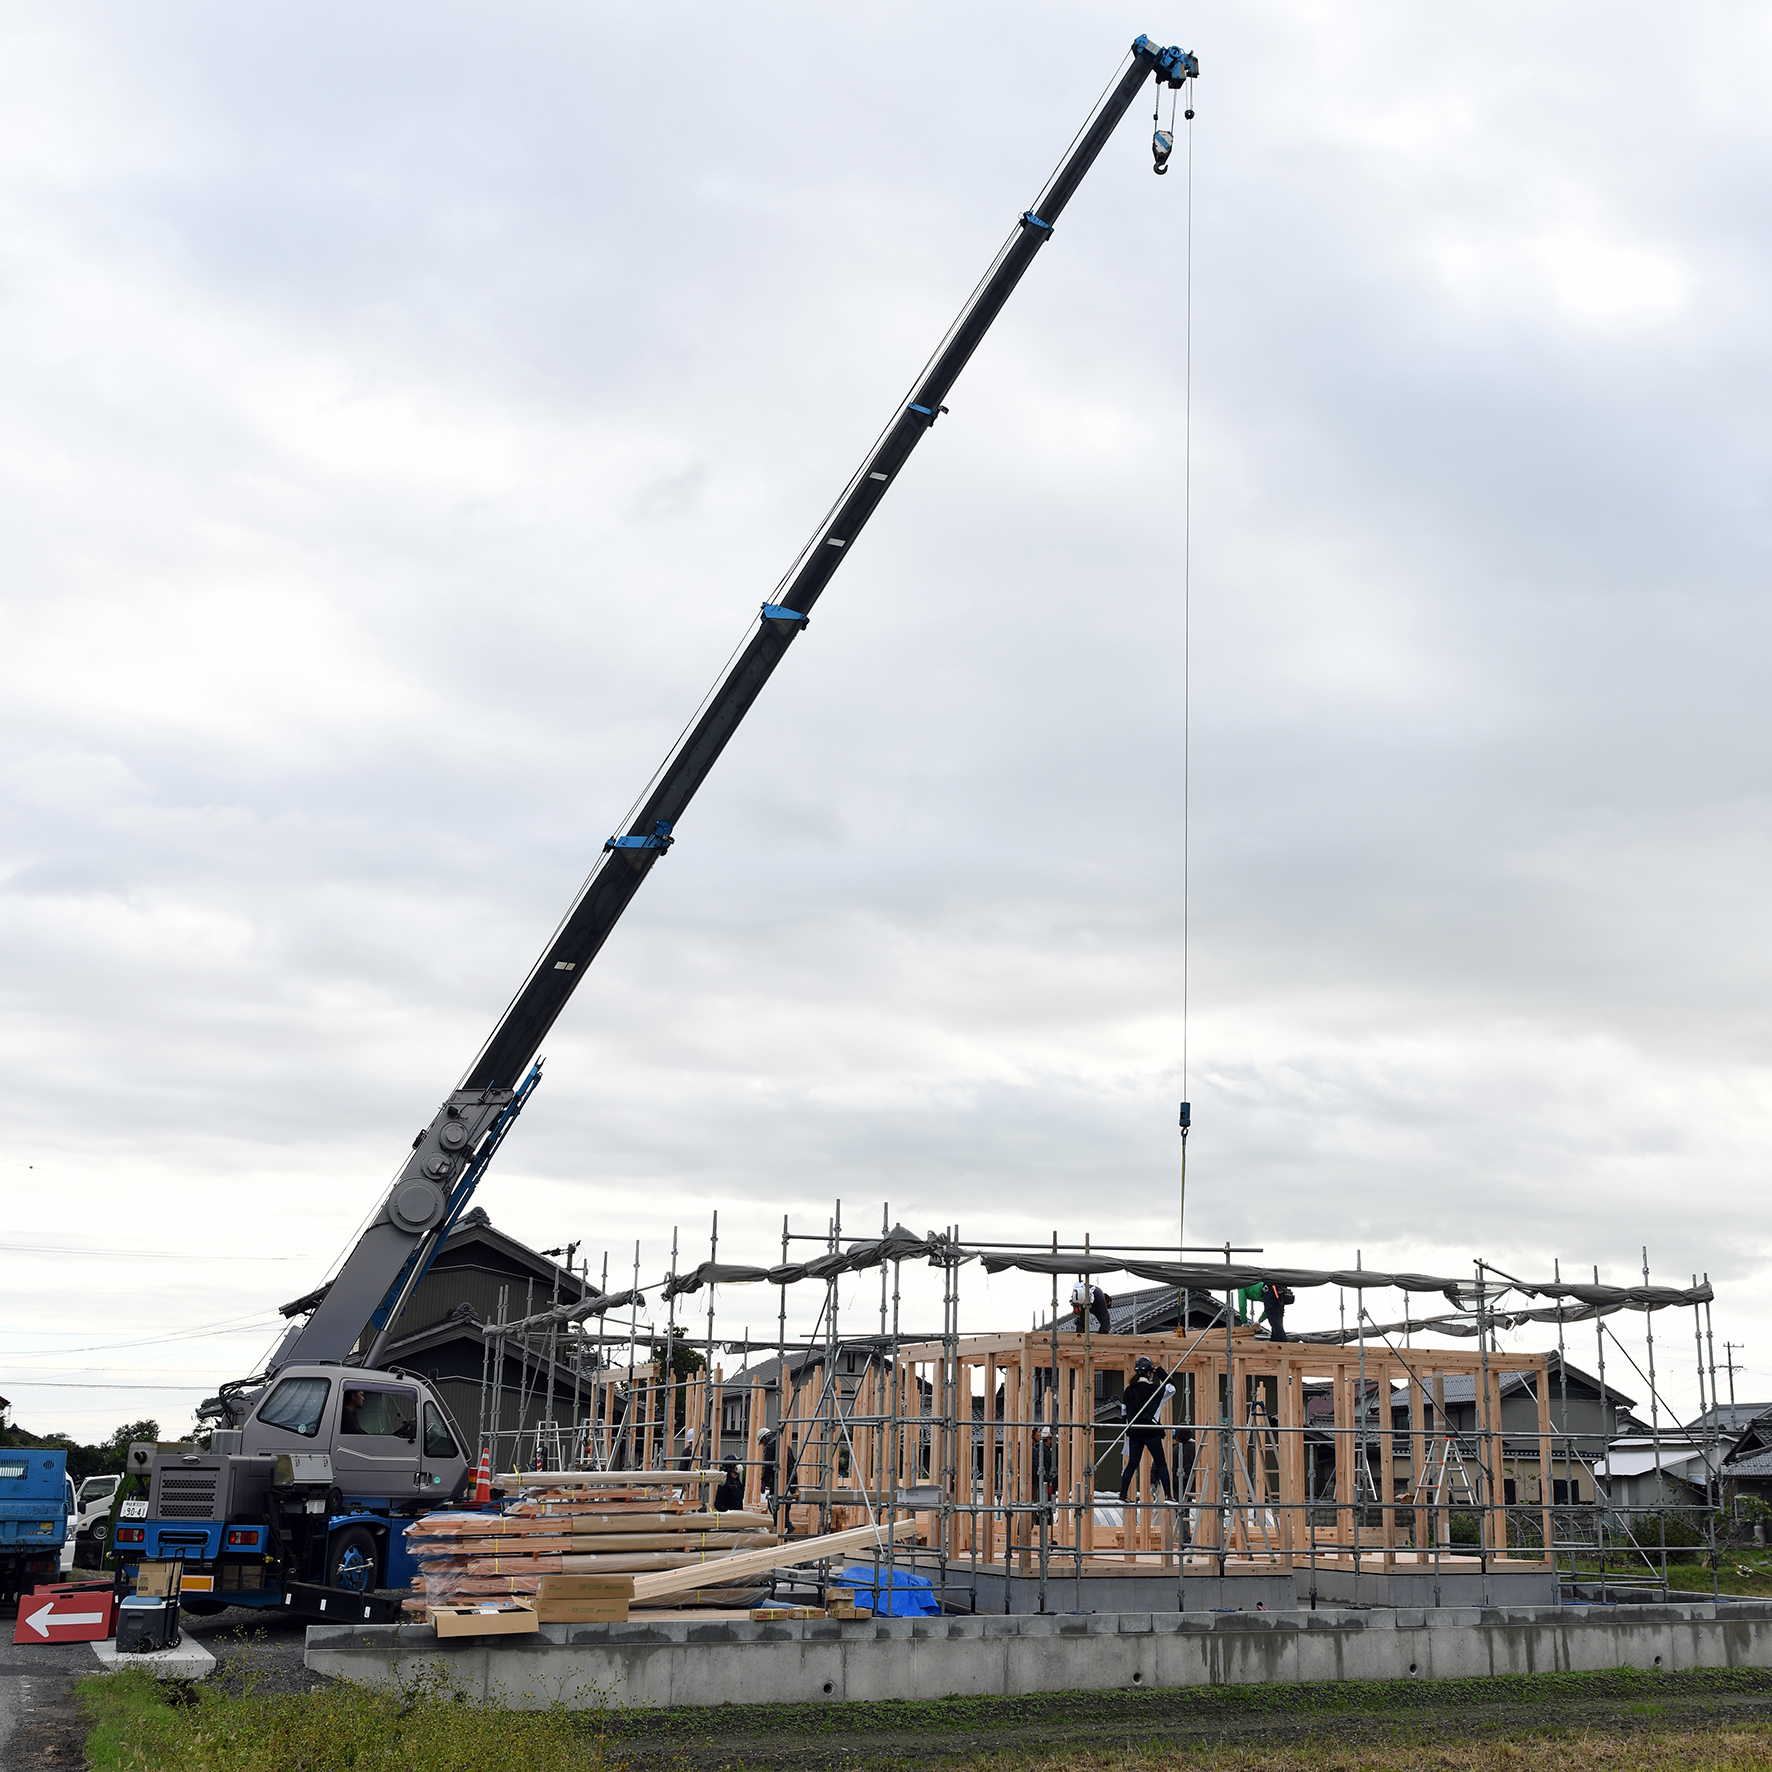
[473, 1448, 491, 1506]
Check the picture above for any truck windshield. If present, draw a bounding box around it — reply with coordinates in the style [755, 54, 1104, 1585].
[423, 1403, 460, 1460]
[257, 1376, 331, 1438]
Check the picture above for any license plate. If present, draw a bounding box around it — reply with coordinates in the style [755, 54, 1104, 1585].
[120, 1499, 148, 1519]
[180, 1574, 214, 1592]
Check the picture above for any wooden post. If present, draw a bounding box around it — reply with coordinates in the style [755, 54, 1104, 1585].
[1486, 1362, 1507, 1554]
[981, 1356, 998, 1565]
[1335, 1359, 1356, 1560]
[1536, 1357, 1555, 1568]
[1279, 1354, 1304, 1565]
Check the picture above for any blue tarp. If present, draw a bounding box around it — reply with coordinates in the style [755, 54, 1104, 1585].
[827, 1564, 941, 1617]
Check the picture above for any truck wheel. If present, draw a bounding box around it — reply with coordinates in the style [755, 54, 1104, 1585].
[90, 1519, 109, 1547]
[327, 1526, 380, 1595]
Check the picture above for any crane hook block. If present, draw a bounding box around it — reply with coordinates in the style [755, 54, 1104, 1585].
[1152, 128, 1174, 175]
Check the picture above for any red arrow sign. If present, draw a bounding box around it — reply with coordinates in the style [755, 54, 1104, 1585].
[13, 1591, 114, 1643]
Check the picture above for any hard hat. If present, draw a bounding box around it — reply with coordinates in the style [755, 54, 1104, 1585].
[1134, 1355, 1155, 1374]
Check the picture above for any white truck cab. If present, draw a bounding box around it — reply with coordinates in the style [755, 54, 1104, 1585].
[241, 1365, 469, 1502]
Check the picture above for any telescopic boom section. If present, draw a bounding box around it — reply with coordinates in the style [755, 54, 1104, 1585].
[278, 34, 1197, 1373]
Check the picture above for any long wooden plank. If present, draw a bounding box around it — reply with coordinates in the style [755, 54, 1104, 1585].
[631, 1517, 920, 1603]
[496, 1469, 719, 1490]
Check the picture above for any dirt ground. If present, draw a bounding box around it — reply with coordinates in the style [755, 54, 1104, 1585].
[597, 1668, 1772, 1771]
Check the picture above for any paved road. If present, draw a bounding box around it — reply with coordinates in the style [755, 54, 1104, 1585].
[0, 1631, 96, 1770]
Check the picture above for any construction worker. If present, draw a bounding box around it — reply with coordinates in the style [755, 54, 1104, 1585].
[1259, 1279, 1293, 1342]
[1118, 1355, 1177, 1503]
[1070, 1281, 1112, 1335]
[1034, 1425, 1059, 1522]
[758, 1429, 779, 1509]
[712, 1457, 745, 1512]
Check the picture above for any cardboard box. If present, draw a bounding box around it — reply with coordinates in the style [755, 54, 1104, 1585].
[134, 1561, 183, 1599]
[534, 1599, 629, 1624]
[429, 1601, 539, 1638]
[537, 1574, 635, 1600]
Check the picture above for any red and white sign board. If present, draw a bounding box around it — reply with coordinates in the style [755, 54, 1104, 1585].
[13, 1591, 114, 1644]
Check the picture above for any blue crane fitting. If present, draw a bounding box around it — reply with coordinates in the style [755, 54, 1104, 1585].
[1132, 35, 1199, 88]
[605, 820, 675, 854]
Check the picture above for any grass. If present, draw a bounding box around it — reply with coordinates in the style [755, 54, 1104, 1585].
[79, 1667, 620, 1772]
[78, 1666, 1772, 1772]
[1560, 1557, 1772, 1598]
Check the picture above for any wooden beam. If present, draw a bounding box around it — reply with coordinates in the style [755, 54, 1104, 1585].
[630, 1516, 919, 1602]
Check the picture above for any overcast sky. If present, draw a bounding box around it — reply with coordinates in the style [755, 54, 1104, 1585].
[2, 4, 1766, 1442]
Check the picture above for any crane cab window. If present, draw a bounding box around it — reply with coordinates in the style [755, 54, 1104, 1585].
[256, 1377, 331, 1439]
[423, 1403, 460, 1460]
[341, 1387, 417, 1441]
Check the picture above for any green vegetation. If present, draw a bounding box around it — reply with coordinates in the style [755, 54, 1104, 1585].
[1, 1416, 161, 1483]
[81, 1667, 618, 1772]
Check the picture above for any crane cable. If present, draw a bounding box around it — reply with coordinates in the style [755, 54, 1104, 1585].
[1177, 83, 1196, 1257]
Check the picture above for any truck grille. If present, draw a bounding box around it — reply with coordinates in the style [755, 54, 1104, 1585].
[158, 1473, 220, 1520]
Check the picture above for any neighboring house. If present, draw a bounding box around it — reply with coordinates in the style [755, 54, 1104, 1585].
[1036, 1283, 1233, 1338]
[1688, 1403, 1772, 1437]
[300, 1206, 606, 1469]
[1597, 1433, 1732, 1509]
[1719, 1407, 1772, 1502]
[717, 1343, 886, 1470]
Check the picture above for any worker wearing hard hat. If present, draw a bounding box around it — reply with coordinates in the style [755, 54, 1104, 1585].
[1118, 1356, 1178, 1503]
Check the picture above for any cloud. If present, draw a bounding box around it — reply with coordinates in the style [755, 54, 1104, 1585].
[1, 3, 1765, 1436]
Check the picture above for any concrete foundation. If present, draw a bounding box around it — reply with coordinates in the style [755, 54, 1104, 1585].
[307, 1600, 1772, 1710]
[1293, 1564, 1559, 1608]
[89, 1637, 216, 1681]
[968, 1566, 1296, 1614]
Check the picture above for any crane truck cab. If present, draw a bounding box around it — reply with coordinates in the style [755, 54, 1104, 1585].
[118, 1367, 470, 1613]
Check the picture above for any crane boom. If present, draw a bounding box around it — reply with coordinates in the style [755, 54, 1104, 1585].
[274, 34, 1198, 1376]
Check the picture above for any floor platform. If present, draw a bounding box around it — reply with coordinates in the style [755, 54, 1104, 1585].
[1293, 1558, 1558, 1608]
[964, 1559, 1297, 1615]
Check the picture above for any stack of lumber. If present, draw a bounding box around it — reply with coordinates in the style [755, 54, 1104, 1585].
[404, 1471, 776, 1614]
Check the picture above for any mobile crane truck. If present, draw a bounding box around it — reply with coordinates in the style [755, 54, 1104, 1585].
[117, 33, 1199, 1622]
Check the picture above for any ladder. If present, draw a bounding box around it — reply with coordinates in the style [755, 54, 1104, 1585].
[1412, 1435, 1481, 1544]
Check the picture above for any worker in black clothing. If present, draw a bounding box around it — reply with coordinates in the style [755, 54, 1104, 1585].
[1259, 1280, 1293, 1343]
[1070, 1281, 1112, 1335]
[758, 1430, 778, 1509]
[1033, 1424, 1059, 1521]
[1118, 1355, 1176, 1503]
[712, 1457, 745, 1512]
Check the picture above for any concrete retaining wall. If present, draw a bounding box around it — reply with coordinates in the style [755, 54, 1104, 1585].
[306, 1601, 1772, 1710]
[969, 1568, 1297, 1614]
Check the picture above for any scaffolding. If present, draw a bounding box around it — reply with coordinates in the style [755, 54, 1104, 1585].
[457, 1220, 1726, 1612]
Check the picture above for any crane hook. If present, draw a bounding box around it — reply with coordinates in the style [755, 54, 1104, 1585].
[1152, 127, 1174, 176]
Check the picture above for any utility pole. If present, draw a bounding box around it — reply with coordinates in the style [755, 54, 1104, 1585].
[1724, 1344, 1747, 1409]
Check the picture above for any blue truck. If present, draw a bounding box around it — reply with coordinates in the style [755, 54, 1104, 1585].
[1, 1447, 70, 1605]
